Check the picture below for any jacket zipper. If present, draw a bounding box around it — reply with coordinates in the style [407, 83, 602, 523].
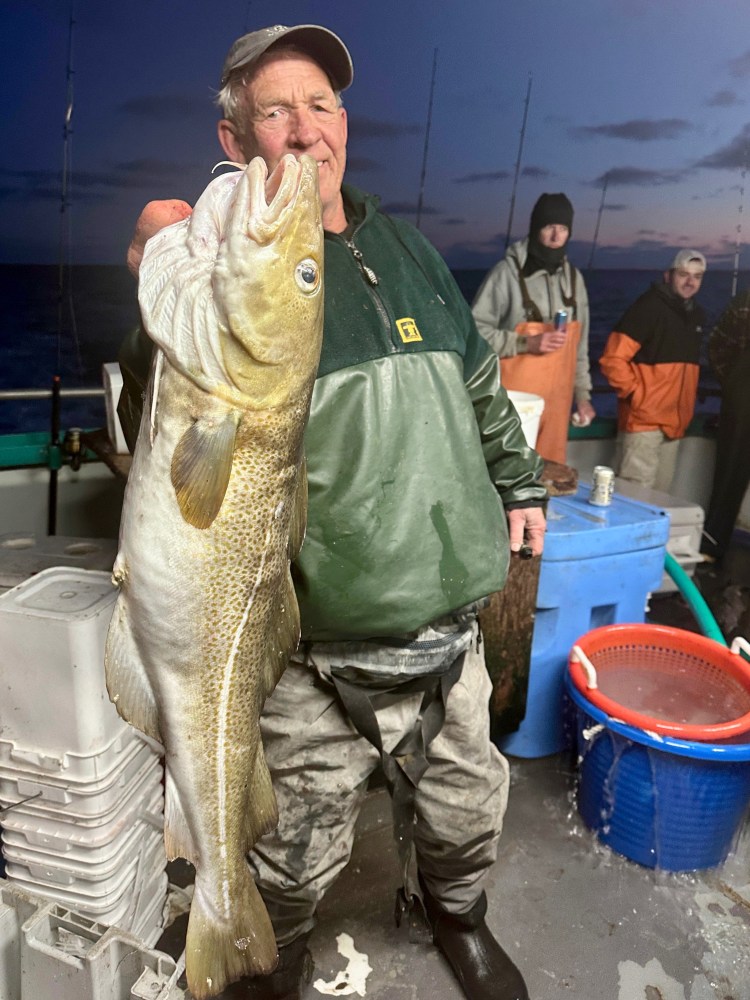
[343, 229, 392, 333]
[345, 237, 379, 286]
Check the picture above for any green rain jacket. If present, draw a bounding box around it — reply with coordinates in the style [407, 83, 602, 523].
[118, 184, 546, 642]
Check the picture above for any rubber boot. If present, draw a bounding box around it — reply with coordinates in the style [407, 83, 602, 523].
[214, 931, 314, 999]
[420, 880, 529, 1000]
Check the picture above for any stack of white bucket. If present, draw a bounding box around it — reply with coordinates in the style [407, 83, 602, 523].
[0, 566, 167, 947]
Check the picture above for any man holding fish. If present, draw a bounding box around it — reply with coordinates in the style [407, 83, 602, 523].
[117, 22, 547, 1000]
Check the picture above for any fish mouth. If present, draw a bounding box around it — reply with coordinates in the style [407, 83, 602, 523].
[245, 154, 317, 244]
[263, 155, 293, 204]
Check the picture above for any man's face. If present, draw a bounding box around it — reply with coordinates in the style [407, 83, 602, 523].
[219, 52, 348, 230]
[666, 266, 704, 300]
[537, 224, 569, 249]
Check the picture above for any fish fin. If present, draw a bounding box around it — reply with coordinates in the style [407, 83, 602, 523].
[170, 412, 240, 529]
[185, 864, 278, 999]
[104, 605, 163, 744]
[245, 743, 279, 846]
[286, 457, 308, 561]
[163, 767, 198, 862]
[262, 568, 301, 697]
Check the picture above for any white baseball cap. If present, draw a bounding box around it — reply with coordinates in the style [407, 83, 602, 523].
[671, 249, 707, 272]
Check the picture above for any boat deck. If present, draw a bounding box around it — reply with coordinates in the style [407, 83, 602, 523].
[158, 543, 750, 1000]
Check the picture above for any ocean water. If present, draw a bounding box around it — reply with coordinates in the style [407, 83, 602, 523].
[1, 263, 745, 435]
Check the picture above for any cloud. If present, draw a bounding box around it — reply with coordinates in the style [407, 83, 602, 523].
[728, 50, 750, 78]
[571, 119, 691, 142]
[0, 159, 202, 204]
[522, 165, 550, 179]
[453, 170, 510, 184]
[628, 237, 675, 253]
[696, 124, 750, 170]
[442, 218, 465, 226]
[690, 185, 730, 201]
[0, 167, 105, 202]
[604, 203, 628, 212]
[438, 238, 503, 270]
[0, 166, 59, 197]
[381, 201, 438, 216]
[119, 95, 208, 121]
[345, 156, 382, 173]
[707, 89, 741, 108]
[592, 166, 690, 187]
[347, 117, 421, 141]
[114, 159, 190, 184]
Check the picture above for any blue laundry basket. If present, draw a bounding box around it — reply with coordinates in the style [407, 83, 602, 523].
[566, 673, 750, 871]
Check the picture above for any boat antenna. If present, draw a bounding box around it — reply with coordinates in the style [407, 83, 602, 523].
[731, 148, 747, 297]
[415, 47, 438, 232]
[57, 2, 83, 377]
[505, 72, 532, 250]
[587, 171, 609, 270]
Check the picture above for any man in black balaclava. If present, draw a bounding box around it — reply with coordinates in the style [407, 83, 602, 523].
[472, 191, 595, 464]
[523, 192, 574, 276]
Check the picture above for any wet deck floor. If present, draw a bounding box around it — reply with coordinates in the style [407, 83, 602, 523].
[161, 753, 750, 1000]
[159, 542, 750, 1000]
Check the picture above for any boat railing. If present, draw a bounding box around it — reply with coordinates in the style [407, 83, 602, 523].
[0, 387, 104, 401]
[0, 379, 115, 535]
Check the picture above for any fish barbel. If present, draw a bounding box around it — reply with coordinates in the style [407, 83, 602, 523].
[104, 153, 323, 998]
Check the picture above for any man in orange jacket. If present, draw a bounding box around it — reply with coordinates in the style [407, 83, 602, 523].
[600, 249, 707, 491]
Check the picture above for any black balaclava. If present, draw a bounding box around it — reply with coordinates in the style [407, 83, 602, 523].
[523, 193, 574, 276]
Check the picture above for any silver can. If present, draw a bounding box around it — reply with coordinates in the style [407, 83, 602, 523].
[589, 465, 615, 506]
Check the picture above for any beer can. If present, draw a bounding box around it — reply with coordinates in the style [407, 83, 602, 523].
[554, 309, 568, 332]
[589, 465, 614, 507]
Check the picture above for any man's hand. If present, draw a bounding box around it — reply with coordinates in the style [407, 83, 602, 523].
[126, 200, 193, 278]
[507, 506, 547, 558]
[517, 322, 565, 355]
[525, 330, 566, 354]
[571, 399, 596, 427]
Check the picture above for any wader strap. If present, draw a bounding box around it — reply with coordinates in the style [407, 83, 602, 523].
[514, 257, 578, 319]
[563, 266, 577, 311]
[513, 259, 544, 323]
[330, 654, 466, 913]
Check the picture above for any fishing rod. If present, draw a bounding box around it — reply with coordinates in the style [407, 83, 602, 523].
[416, 48, 438, 232]
[51, 3, 81, 536]
[731, 147, 747, 297]
[588, 172, 609, 270]
[505, 72, 532, 250]
[56, 3, 82, 377]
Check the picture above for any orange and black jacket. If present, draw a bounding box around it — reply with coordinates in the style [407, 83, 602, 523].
[600, 282, 705, 439]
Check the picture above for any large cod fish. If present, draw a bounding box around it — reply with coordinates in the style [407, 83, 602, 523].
[104, 153, 324, 999]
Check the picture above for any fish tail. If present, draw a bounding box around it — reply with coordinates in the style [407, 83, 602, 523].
[185, 865, 278, 999]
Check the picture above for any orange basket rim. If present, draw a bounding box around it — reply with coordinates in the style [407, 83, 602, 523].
[569, 623, 750, 741]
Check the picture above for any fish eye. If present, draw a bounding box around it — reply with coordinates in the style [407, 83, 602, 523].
[295, 258, 320, 294]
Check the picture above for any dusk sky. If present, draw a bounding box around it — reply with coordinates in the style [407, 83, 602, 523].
[3, 0, 750, 269]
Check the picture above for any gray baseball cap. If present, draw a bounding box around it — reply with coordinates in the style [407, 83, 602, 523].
[220, 24, 354, 91]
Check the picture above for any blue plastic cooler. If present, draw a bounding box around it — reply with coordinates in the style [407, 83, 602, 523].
[496, 485, 669, 758]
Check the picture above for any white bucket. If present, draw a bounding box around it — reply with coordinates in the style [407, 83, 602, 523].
[507, 390, 545, 449]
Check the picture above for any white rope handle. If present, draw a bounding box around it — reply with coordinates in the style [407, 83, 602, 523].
[571, 645, 598, 689]
[730, 636, 750, 659]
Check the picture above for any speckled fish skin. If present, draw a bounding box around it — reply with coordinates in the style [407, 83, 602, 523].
[104, 154, 323, 1000]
